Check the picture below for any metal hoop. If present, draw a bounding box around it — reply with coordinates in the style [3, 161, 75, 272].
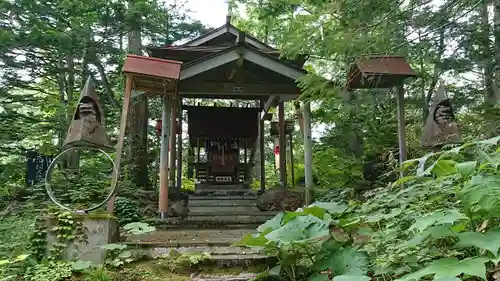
[45, 146, 118, 213]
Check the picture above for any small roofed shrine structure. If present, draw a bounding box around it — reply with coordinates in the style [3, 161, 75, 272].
[140, 15, 314, 219]
[346, 56, 417, 176]
[107, 54, 183, 217]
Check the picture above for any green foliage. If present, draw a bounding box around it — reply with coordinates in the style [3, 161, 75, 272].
[158, 250, 211, 272]
[240, 136, 500, 280]
[0, 214, 35, 259]
[114, 197, 142, 225]
[24, 260, 73, 281]
[0, 254, 29, 280]
[100, 222, 155, 268]
[81, 266, 112, 281]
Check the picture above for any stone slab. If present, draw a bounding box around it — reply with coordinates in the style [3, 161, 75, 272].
[188, 199, 257, 206]
[186, 215, 275, 224]
[189, 205, 259, 213]
[45, 215, 119, 265]
[125, 229, 253, 247]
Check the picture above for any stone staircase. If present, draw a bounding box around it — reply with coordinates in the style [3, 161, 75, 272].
[187, 184, 277, 225]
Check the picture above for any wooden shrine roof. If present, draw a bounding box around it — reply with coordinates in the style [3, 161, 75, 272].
[148, 45, 308, 68]
[347, 56, 417, 89]
[122, 55, 182, 94]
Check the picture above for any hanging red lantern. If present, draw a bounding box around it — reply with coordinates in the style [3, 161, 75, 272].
[155, 119, 162, 137]
[155, 119, 181, 136]
[274, 145, 280, 155]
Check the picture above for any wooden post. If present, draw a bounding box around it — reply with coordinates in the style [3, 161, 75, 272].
[289, 135, 295, 187]
[169, 93, 177, 189]
[302, 101, 313, 206]
[278, 101, 287, 188]
[107, 75, 133, 213]
[396, 85, 407, 178]
[176, 99, 183, 195]
[259, 100, 266, 193]
[159, 95, 171, 218]
[187, 141, 194, 179]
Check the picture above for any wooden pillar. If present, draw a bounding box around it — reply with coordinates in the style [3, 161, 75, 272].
[302, 101, 313, 206]
[176, 99, 183, 195]
[169, 94, 177, 189]
[278, 101, 287, 188]
[159, 95, 171, 218]
[396, 85, 407, 178]
[259, 100, 266, 193]
[289, 135, 295, 187]
[107, 75, 133, 213]
[187, 139, 194, 179]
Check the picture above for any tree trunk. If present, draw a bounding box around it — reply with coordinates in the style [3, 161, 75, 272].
[423, 28, 445, 122]
[127, 16, 150, 189]
[494, 0, 500, 99]
[480, 0, 497, 135]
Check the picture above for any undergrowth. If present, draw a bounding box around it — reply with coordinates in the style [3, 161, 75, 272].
[236, 136, 500, 281]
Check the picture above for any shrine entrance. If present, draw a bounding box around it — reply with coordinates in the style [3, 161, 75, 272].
[111, 16, 314, 223]
[187, 106, 259, 186]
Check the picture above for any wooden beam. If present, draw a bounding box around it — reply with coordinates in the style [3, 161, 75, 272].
[107, 74, 133, 213]
[184, 24, 274, 51]
[179, 82, 300, 95]
[180, 46, 306, 82]
[302, 101, 313, 206]
[180, 49, 240, 80]
[278, 102, 287, 187]
[227, 55, 245, 81]
[259, 100, 266, 193]
[260, 95, 278, 119]
[244, 49, 305, 81]
[159, 95, 171, 217]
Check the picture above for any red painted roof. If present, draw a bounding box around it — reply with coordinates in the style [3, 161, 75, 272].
[355, 56, 417, 76]
[122, 55, 183, 79]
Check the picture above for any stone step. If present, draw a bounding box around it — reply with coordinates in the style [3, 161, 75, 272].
[124, 229, 254, 247]
[189, 200, 256, 207]
[151, 245, 263, 258]
[187, 214, 276, 224]
[189, 199, 257, 206]
[191, 273, 259, 281]
[196, 184, 249, 191]
[194, 190, 256, 196]
[189, 195, 258, 201]
[147, 218, 260, 230]
[189, 205, 259, 213]
[188, 211, 276, 216]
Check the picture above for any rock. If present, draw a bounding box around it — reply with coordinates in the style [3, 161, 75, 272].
[168, 199, 189, 218]
[256, 188, 303, 212]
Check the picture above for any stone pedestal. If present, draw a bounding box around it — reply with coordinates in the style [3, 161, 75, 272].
[45, 213, 119, 265]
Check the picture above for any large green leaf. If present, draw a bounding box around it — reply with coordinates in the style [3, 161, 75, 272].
[408, 209, 467, 232]
[257, 212, 284, 233]
[311, 202, 348, 215]
[455, 228, 500, 255]
[234, 232, 268, 247]
[429, 159, 457, 177]
[403, 225, 455, 248]
[310, 275, 371, 281]
[396, 257, 489, 281]
[265, 214, 329, 243]
[456, 161, 477, 179]
[461, 175, 500, 217]
[314, 247, 369, 275]
[333, 276, 371, 281]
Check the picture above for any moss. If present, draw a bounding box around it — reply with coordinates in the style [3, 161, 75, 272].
[197, 263, 267, 275]
[43, 211, 117, 221]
